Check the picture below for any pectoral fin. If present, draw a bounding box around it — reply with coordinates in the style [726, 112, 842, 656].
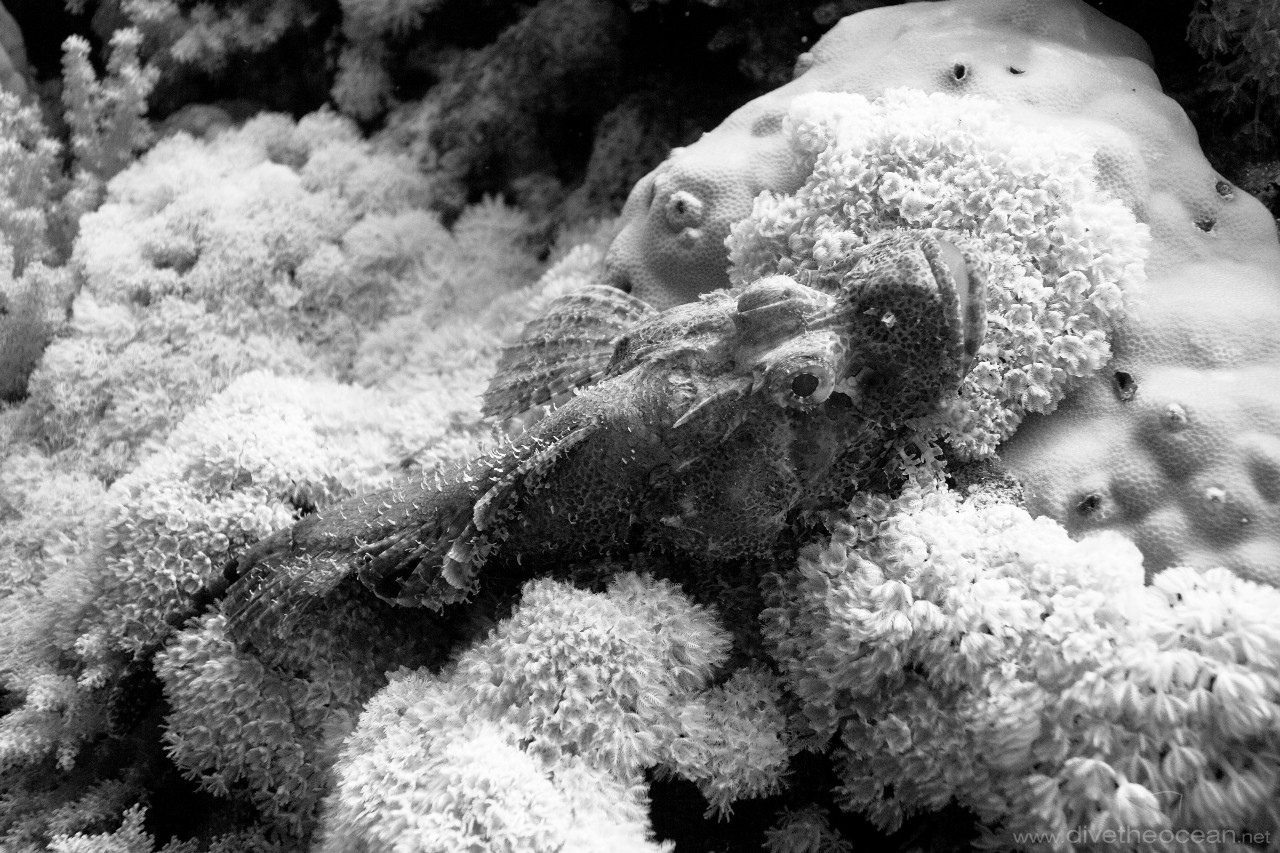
[483, 285, 653, 422]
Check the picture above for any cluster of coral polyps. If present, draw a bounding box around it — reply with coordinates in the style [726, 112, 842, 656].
[765, 479, 1280, 845]
[726, 87, 1148, 461]
[605, 0, 1280, 585]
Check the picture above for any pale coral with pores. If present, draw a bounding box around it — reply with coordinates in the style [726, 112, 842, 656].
[603, 0, 1151, 308]
[605, 0, 1280, 582]
[1006, 364, 1280, 582]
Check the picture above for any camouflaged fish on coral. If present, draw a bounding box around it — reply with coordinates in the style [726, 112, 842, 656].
[220, 229, 988, 639]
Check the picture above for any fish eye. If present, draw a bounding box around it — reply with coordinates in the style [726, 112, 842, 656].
[791, 372, 820, 398]
[769, 358, 836, 410]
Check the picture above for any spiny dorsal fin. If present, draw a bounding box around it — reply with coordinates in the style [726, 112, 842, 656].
[483, 285, 654, 422]
[472, 423, 596, 531]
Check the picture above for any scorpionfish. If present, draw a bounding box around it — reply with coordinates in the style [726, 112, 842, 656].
[222, 230, 986, 637]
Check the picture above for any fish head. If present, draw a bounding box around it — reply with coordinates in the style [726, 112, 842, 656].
[730, 275, 850, 411]
[673, 230, 988, 435]
[828, 230, 988, 420]
[722, 231, 987, 419]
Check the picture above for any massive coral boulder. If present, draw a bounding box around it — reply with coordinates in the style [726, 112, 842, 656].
[0, 2, 31, 98]
[603, 0, 1153, 308]
[604, 0, 1280, 584]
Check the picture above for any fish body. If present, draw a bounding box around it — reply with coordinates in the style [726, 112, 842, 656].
[223, 230, 986, 637]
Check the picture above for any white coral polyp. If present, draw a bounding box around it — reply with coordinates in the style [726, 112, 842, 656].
[728, 88, 1150, 458]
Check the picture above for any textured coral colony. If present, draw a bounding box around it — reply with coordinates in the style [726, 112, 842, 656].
[1, 0, 1280, 850]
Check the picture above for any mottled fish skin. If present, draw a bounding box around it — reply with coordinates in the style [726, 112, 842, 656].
[222, 230, 986, 641]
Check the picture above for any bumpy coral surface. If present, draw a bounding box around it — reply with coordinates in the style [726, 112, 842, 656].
[604, 0, 1153, 305]
[765, 481, 1280, 845]
[605, 0, 1280, 583]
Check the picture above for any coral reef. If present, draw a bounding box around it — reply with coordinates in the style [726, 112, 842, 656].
[0, 261, 65, 404]
[331, 0, 444, 121]
[92, 0, 322, 77]
[376, 0, 630, 214]
[84, 0, 330, 117]
[155, 601, 443, 835]
[221, 227, 985, 639]
[0, 87, 73, 401]
[603, 0, 1148, 310]
[61, 28, 158, 213]
[0, 0, 1277, 850]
